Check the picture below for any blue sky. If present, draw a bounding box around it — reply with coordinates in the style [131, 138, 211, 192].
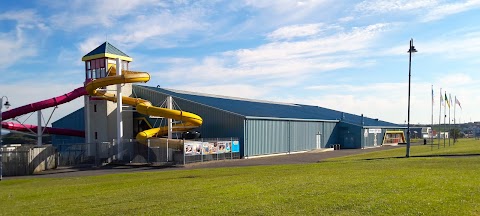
[1, 0, 480, 127]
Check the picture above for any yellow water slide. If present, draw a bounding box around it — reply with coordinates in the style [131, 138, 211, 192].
[85, 67, 203, 142]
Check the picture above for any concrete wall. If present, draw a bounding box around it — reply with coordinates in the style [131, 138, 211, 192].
[1, 144, 57, 176]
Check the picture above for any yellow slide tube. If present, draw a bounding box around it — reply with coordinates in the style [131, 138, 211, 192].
[85, 68, 203, 142]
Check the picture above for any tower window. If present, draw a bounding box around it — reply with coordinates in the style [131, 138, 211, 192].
[95, 69, 100, 78]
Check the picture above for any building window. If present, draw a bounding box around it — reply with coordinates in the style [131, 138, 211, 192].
[94, 105, 97, 112]
[95, 69, 100, 78]
[100, 68, 106, 78]
[95, 132, 98, 140]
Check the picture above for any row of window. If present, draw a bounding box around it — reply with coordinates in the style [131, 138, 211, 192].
[86, 68, 107, 79]
[85, 58, 129, 79]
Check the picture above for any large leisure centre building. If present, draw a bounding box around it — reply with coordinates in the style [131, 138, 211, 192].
[52, 42, 405, 159]
[53, 85, 406, 158]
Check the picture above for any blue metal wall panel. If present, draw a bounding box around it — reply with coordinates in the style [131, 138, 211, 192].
[323, 122, 337, 147]
[245, 119, 289, 156]
[337, 122, 362, 149]
[52, 107, 86, 145]
[289, 121, 321, 151]
[245, 119, 338, 156]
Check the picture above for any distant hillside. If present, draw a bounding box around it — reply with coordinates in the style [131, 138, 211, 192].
[1, 133, 52, 145]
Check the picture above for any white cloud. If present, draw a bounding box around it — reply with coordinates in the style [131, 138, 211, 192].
[73, 2, 209, 54]
[422, 0, 480, 22]
[111, 11, 206, 48]
[243, 0, 328, 11]
[221, 0, 334, 39]
[355, 0, 480, 22]
[433, 74, 480, 124]
[381, 30, 480, 60]
[0, 30, 37, 69]
[267, 23, 324, 40]
[437, 73, 473, 87]
[233, 23, 389, 66]
[77, 36, 106, 55]
[338, 16, 355, 23]
[49, 0, 163, 30]
[0, 10, 38, 23]
[0, 10, 46, 69]
[356, 0, 439, 13]
[150, 23, 390, 91]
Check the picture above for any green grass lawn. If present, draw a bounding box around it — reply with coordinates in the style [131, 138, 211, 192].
[1, 139, 480, 215]
[328, 138, 480, 161]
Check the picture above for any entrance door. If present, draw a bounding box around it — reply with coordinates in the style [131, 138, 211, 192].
[344, 134, 354, 148]
[316, 133, 322, 149]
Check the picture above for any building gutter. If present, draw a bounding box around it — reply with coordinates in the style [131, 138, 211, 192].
[245, 116, 340, 123]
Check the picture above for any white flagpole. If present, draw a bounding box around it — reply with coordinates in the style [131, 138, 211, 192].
[431, 85, 434, 147]
[438, 88, 442, 149]
[448, 94, 451, 146]
[443, 91, 446, 148]
[454, 96, 456, 143]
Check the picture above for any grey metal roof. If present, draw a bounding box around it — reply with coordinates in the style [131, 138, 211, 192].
[136, 85, 401, 127]
[83, 42, 130, 58]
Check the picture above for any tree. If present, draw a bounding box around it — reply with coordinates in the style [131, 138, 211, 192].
[2, 133, 52, 145]
[449, 128, 462, 142]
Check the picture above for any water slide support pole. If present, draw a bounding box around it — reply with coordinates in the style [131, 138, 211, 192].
[116, 58, 123, 160]
[167, 96, 173, 139]
[85, 96, 91, 154]
[37, 110, 42, 146]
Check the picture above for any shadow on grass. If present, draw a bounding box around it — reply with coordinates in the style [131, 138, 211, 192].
[360, 153, 480, 161]
[30, 163, 177, 177]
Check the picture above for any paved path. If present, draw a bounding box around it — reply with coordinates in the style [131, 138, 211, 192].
[4, 145, 403, 180]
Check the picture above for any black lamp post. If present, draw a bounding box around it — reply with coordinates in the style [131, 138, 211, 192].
[406, 39, 417, 158]
[1, 95, 11, 181]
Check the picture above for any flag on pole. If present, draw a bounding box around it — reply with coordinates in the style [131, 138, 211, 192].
[440, 89, 444, 106]
[449, 93, 453, 107]
[455, 97, 462, 109]
[432, 87, 434, 105]
[445, 93, 450, 108]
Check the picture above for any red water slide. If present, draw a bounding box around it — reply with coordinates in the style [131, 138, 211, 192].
[1, 86, 87, 137]
[1, 122, 84, 137]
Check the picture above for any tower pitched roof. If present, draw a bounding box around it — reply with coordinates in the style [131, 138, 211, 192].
[82, 42, 132, 62]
